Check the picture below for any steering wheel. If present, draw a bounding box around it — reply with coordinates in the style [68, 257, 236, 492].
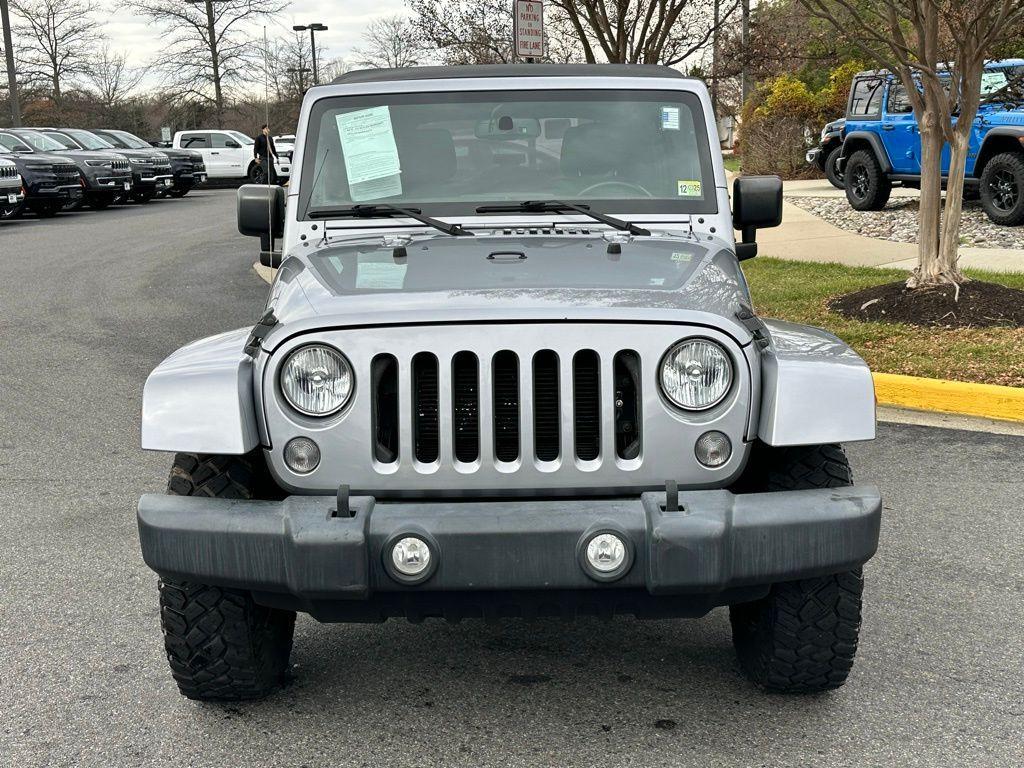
[577, 180, 654, 198]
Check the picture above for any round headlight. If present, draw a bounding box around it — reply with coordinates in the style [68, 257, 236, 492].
[280, 344, 353, 416]
[660, 339, 733, 410]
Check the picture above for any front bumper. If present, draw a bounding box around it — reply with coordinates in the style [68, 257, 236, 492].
[138, 486, 881, 615]
[806, 147, 823, 168]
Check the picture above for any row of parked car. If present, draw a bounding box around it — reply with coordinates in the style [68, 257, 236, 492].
[807, 58, 1024, 226]
[0, 126, 296, 221]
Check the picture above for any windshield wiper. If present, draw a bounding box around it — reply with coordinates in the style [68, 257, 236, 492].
[475, 200, 651, 236]
[308, 203, 471, 237]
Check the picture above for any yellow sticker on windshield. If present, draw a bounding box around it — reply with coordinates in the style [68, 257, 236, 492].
[677, 180, 702, 197]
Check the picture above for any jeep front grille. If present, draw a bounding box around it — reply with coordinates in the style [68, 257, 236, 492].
[263, 324, 753, 495]
[370, 347, 640, 467]
[0, 165, 17, 180]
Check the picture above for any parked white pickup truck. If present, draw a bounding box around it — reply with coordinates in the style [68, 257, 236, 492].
[172, 129, 290, 183]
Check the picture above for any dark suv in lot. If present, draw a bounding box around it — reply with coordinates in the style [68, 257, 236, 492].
[0, 130, 82, 217]
[15, 128, 132, 210]
[841, 59, 1024, 225]
[806, 118, 845, 188]
[90, 128, 202, 200]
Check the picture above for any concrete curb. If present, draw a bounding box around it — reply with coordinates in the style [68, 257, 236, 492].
[873, 372, 1024, 423]
[254, 262, 276, 284]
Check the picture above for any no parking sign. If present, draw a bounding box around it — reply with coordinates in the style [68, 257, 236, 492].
[514, 0, 544, 60]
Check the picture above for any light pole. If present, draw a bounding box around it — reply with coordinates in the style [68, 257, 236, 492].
[0, 0, 21, 126]
[293, 23, 327, 85]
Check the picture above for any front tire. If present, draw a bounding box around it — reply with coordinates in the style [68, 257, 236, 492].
[248, 161, 266, 184]
[729, 444, 865, 693]
[845, 149, 891, 210]
[158, 452, 294, 701]
[824, 146, 844, 189]
[979, 152, 1024, 226]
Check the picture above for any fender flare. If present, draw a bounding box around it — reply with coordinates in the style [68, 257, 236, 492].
[975, 127, 1024, 175]
[757, 320, 876, 446]
[141, 328, 260, 454]
[841, 131, 893, 174]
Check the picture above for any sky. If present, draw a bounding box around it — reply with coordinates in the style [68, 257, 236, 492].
[101, 0, 408, 79]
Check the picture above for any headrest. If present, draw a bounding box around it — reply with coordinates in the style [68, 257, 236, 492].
[398, 128, 456, 186]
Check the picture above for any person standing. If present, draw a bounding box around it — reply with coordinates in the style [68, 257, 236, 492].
[253, 124, 278, 184]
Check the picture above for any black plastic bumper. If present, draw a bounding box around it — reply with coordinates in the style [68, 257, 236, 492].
[138, 486, 881, 614]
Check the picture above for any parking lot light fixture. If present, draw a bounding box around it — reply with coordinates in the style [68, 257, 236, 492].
[293, 23, 328, 85]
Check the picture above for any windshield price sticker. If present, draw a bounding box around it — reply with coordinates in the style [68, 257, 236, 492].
[661, 106, 680, 131]
[336, 106, 402, 184]
[677, 179, 702, 197]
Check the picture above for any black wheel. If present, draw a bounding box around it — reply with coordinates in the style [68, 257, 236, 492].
[158, 452, 294, 701]
[980, 152, 1024, 225]
[29, 200, 63, 217]
[167, 187, 189, 198]
[132, 189, 154, 204]
[844, 149, 891, 210]
[729, 444, 864, 694]
[1, 199, 25, 220]
[88, 193, 113, 210]
[248, 162, 266, 184]
[824, 146, 844, 189]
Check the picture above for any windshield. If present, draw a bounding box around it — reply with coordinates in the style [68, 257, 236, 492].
[0, 132, 32, 152]
[44, 131, 81, 149]
[102, 130, 151, 149]
[66, 129, 115, 150]
[15, 130, 67, 152]
[299, 89, 715, 217]
[227, 130, 255, 145]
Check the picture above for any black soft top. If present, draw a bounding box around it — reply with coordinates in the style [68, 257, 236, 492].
[332, 63, 687, 86]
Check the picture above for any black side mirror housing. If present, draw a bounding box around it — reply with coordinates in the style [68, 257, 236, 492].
[238, 184, 285, 267]
[732, 175, 783, 261]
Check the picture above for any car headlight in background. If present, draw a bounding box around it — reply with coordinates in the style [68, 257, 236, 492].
[280, 344, 353, 416]
[660, 339, 733, 410]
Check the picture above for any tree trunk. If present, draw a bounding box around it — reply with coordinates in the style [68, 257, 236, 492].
[911, 117, 944, 287]
[933, 129, 971, 286]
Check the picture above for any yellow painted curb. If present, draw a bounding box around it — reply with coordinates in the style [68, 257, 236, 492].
[873, 372, 1024, 423]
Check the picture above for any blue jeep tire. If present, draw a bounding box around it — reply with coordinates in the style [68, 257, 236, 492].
[845, 149, 891, 211]
[980, 152, 1024, 226]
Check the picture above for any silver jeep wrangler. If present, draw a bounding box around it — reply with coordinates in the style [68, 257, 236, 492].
[138, 64, 881, 701]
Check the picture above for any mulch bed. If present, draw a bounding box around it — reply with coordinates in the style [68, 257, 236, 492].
[829, 280, 1024, 329]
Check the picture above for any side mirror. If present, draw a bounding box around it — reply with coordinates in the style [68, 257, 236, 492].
[224, 140, 241, 148]
[732, 175, 783, 261]
[237, 184, 285, 267]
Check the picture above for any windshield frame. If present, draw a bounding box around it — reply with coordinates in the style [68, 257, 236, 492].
[13, 130, 67, 152]
[297, 87, 718, 220]
[99, 129, 151, 149]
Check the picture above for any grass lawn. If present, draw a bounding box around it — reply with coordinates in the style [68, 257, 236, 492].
[723, 155, 742, 174]
[742, 258, 1024, 387]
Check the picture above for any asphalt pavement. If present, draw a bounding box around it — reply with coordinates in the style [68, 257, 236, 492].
[1, 190, 1022, 767]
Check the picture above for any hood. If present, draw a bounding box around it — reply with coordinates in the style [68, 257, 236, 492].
[160, 147, 201, 160]
[1, 151, 75, 168]
[261, 232, 754, 351]
[54, 149, 127, 164]
[110, 148, 167, 160]
[980, 108, 1024, 125]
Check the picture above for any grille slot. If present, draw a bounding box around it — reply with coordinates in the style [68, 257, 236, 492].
[371, 354, 399, 463]
[573, 350, 601, 461]
[532, 350, 560, 461]
[412, 353, 439, 463]
[614, 351, 642, 460]
[492, 351, 520, 462]
[452, 352, 480, 462]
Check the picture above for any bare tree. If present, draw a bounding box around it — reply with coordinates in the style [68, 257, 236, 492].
[550, 0, 737, 65]
[801, 0, 1024, 287]
[127, 0, 285, 127]
[408, 0, 516, 64]
[352, 16, 424, 69]
[10, 0, 102, 101]
[265, 31, 321, 100]
[83, 44, 147, 109]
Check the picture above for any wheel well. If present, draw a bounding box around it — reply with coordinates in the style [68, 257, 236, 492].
[842, 137, 877, 162]
[975, 135, 1024, 177]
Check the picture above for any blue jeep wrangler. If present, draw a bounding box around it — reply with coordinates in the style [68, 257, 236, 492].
[841, 59, 1024, 225]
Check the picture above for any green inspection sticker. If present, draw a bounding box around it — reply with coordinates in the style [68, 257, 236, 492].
[677, 179, 702, 197]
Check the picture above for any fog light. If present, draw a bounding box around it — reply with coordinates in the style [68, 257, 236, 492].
[586, 533, 626, 573]
[695, 431, 731, 467]
[283, 437, 320, 474]
[385, 536, 432, 581]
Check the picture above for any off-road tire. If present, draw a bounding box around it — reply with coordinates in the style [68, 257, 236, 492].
[88, 193, 113, 210]
[824, 146, 844, 189]
[158, 452, 294, 701]
[845, 149, 891, 210]
[729, 444, 864, 693]
[248, 161, 266, 184]
[979, 152, 1024, 226]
